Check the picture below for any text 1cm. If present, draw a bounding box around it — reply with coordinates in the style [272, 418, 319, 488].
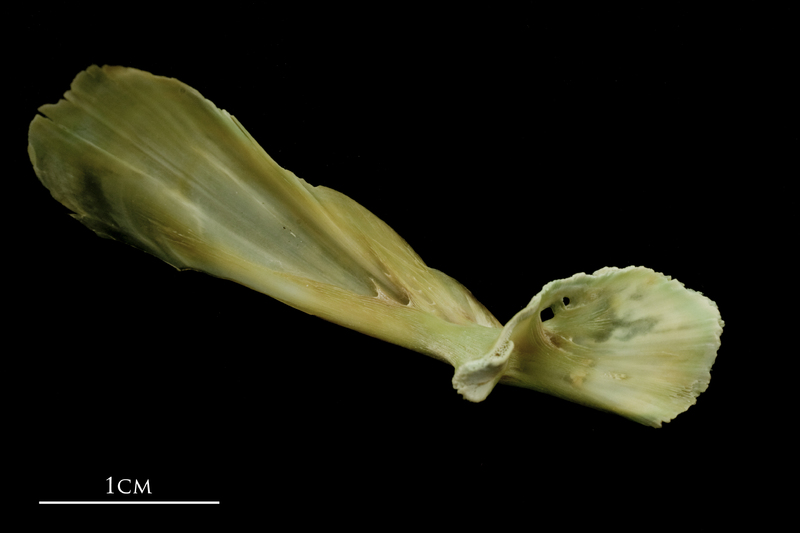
[106, 477, 151, 494]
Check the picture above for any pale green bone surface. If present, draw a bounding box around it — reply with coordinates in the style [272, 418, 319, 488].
[455, 266, 723, 427]
[28, 66, 723, 426]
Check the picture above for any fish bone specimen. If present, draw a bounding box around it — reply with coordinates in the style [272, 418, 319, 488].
[28, 65, 723, 427]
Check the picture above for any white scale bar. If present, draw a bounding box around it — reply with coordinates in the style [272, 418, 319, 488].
[40, 501, 219, 504]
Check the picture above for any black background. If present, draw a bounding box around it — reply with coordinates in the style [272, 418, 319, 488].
[19, 4, 794, 517]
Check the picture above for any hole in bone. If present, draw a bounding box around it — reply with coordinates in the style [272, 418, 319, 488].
[540, 307, 555, 322]
[563, 296, 570, 306]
